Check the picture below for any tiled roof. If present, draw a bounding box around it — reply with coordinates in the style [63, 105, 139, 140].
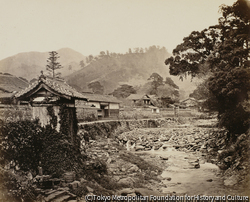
[127, 94, 144, 100]
[15, 77, 87, 100]
[127, 94, 153, 100]
[81, 92, 121, 103]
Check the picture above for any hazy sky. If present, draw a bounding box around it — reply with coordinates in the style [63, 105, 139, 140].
[0, 0, 236, 60]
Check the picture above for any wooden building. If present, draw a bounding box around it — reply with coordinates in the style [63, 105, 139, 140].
[14, 75, 88, 142]
[77, 93, 121, 118]
[127, 94, 155, 106]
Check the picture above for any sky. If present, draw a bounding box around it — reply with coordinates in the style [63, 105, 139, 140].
[0, 0, 236, 60]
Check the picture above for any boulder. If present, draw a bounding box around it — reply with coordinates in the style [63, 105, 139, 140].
[135, 145, 145, 151]
[134, 188, 161, 196]
[160, 156, 169, 160]
[118, 177, 135, 186]
[224, 156, 233, 163]
[224, 175, 238, 186]
[116, 188, 135, 195]
[69, 181, 81, 190]
[127, 165, 139, 173]
[86, 186, 94, 193]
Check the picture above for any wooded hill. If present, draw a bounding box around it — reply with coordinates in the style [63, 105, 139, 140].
[65, 46, 172, 93]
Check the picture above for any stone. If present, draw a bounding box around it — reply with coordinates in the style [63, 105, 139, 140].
[195, 163, 200, 168]
[134, 188, 161, 196]
[218, 150, 223, 154]
[53, 195, 71, 202]
[157, 175, 164, 181]
[86, 186, 94, 193]
[135, 145, 145, 151]
[63, 172, 75, 183]
[44, 190, 67, 202]
[80, 178, 87, 184]
[118, 177, 134, 186]
[121, 167, 126, 172]
[224, 175, 238, 186]
[117, 188, 135, 195]
[224, 156, 233, 163]
[127, 165, 139, 173]
[69, 181, 81, 190]
[113, 176, 121, 182]
[160, 156, 169, 160]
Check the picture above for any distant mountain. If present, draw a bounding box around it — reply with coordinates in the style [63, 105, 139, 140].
[0, 46, 197, 98]
[65, 46, 173, 94]
[0, 48, 86, 81]
[0, 73, 29, 93]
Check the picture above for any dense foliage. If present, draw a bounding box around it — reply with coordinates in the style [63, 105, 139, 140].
[189, 79, 218, 111]
[0, 119, 43, 172]
[59, 104, 79, 146]
[165, 0, 250, 134]
[0, 120, 84, 177]
[88, 81, 104, 94]
[111, 84, 137, 98]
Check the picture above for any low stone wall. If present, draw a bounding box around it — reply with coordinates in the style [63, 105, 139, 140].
[76, 107, 98, 122]
[0, 105, 32, 122]
[78, 118, 173, 140]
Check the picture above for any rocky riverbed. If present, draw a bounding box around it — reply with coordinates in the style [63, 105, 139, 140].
[5, 118, 248, 202]
[78, 119, 249, 199]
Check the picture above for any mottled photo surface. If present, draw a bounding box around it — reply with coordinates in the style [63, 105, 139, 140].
[0, 0, 249, 201]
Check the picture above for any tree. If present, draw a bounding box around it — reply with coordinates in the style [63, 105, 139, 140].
[88, 55, 94, 63]
[88, 81, 104, 94]
[165, 77, 179, 89]
[165, 0, 250, 134]
[148, 73, 164, 95]
[189, 79, 218, 111]
[112, 84, 136, 98]
[79, 60, 85, 68]
[46, 51, 63, 78]
[99, 51, 106, 58]
[134, 48, 140, 53]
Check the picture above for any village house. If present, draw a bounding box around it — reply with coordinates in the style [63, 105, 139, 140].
[127, 94, 155, 106]
[180, 97, 198, 109]
[78, 92, 121, 119]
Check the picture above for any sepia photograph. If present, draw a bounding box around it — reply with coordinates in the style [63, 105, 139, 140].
[0, 0, 249, 201]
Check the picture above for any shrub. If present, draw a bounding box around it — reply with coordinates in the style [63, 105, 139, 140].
[0, 119, 43, 172]
[0, 120, 85, 177]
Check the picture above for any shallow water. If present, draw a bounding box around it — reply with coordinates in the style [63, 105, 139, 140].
[139, 147, 248, 196]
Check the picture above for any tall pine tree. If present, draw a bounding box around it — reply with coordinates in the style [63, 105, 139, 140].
[46, 51, 63, 78]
